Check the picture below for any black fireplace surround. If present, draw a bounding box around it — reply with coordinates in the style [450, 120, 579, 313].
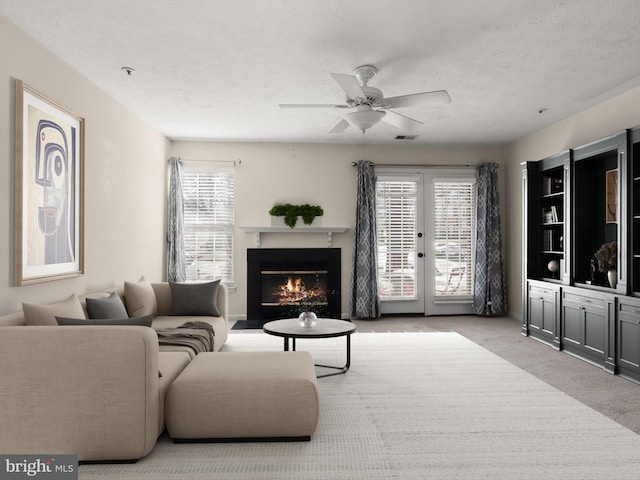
[247, 248, 341, 320]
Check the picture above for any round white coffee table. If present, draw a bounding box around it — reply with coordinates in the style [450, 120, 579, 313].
[263, 318, 356, 378]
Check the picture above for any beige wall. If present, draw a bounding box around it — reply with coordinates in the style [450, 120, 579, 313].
[0, 15, 170, 314]
[504, 84, 640, 320]
[171, 141, 505, 318]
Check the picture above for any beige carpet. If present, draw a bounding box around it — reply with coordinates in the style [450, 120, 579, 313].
[80, 332, 640, 479]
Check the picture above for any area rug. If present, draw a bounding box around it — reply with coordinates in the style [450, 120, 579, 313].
[79, 332, 640, 479]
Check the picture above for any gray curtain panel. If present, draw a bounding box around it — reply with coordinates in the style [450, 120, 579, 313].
[167, 157, 186, 282]
[350, 160, 380, 319]
[474, 162, 507, 315]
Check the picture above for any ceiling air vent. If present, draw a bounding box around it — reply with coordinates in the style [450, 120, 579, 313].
[395, 135, 418, 140]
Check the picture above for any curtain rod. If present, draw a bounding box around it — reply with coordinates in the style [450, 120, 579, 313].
[351, 161, 481, 168]
[178, 158, 242, 166]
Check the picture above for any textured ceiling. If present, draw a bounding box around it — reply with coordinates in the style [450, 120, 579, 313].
[2, 0, 640, 145]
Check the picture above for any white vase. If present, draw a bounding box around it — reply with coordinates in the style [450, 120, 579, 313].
[298, 311, 317, 328]
[607, 270, 617, 288]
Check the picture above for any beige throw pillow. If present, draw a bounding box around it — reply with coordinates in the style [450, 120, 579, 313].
[23, 294, 85, 326]
[124, 276, 157, 317]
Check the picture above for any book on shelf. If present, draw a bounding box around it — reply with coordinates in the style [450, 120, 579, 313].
[543, 230, 552, 251]
[542, 229, 561, 252]
[542, 209, 554, 224]
[542, 206, 561, 224]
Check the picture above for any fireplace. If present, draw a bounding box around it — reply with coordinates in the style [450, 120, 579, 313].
[247, 248, 341, 320]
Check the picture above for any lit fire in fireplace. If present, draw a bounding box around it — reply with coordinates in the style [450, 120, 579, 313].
[272, 275, 327, 305]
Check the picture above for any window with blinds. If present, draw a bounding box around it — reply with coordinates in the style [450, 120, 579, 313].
[376, 178, 418, 299]
[182, 167, 234, 283]
[433, 179, 475, 297]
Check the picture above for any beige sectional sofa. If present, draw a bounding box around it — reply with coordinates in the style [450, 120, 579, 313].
[0, 280, 228, 462]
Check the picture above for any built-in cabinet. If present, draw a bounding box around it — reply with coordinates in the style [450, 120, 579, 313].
[522, 128, 640, 383]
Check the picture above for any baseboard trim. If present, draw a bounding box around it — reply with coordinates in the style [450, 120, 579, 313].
[172, 435, 311, 443]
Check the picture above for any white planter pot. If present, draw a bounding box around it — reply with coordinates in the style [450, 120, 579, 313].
[607, 269, 617, 288]
[270, 216, 322, 228]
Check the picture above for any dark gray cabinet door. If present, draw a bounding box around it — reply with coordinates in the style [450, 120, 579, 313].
[617, 299, 640, 380]
[561, 297, 583, 347]
[527, 281, 560, 349]
[561, 287, 615, 372]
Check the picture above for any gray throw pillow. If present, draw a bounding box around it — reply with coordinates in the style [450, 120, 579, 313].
[86, 292, 129, 319]
[170, 280, 221, 316]
[55, 314, 154, 327]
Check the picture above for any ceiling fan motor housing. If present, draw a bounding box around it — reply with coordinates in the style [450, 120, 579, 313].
[360, 86, 383, 105]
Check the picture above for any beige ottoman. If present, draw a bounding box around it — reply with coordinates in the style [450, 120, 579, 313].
[165, 351, 319, 441]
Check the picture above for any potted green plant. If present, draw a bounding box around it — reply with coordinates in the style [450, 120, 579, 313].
[594, 241, 617, 288]
[269, 203, 323, 229]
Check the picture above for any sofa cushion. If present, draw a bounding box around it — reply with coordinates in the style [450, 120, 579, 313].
[125, 276, 158, 317]
[55, 314, 154, 327]
[169, 280, 221, 316]
[86, 291, 129, 319]
[157, 351, 191, 433]
[23, 294, 85, 326]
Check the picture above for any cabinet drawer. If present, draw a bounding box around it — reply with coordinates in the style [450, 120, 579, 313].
[562, 291, 605, 313]
[619, 302, 640, 321]
[529, 285, 556, 301]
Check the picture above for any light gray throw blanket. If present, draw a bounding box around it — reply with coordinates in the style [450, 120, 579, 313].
[156, 321, 215, 354]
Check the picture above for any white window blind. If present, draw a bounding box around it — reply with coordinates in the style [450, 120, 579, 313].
[376, 179, 418, 299]
[182, 167, 234, 282]
[433, 179, 475, 297]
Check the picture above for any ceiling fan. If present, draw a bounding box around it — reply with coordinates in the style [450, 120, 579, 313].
[279, 65, 451, 134]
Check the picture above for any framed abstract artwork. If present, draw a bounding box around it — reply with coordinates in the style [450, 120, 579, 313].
[14, 80, 84, 285]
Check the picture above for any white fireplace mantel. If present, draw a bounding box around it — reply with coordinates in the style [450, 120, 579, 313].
[239, 226, 349, 247]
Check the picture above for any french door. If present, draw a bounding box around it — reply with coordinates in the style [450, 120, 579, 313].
[376, 169, 476, 316]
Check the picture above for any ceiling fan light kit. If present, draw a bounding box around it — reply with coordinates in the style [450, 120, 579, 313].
[279, 64, 450, 134]
[345, 105, 386, 132]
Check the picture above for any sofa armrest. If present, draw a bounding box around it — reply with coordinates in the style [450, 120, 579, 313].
[0, 326, 160, 462]
[217, 282, 229, 325]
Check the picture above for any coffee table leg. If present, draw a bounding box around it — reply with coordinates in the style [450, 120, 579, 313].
[283, 338, 289, 351]
[316, 334, 351, 378]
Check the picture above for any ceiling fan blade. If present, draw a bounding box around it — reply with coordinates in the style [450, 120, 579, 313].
[330, 73, 368, 102]
[381, 90, 451, 109]
[329, 118, 350, 133]
[382, 109, 423, 130]
[279, 103, 349, 108]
